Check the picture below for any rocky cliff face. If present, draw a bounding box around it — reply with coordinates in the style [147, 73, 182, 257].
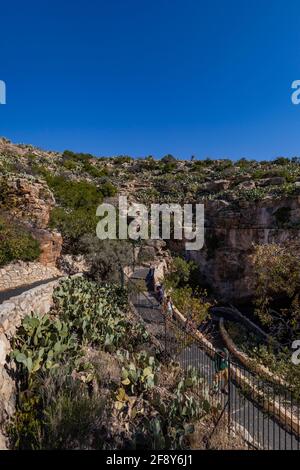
[187, 196, 300, 303]
[0, 176, 62, 266]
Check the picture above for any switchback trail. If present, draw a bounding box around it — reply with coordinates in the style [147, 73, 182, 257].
[129, 267, 300, 450]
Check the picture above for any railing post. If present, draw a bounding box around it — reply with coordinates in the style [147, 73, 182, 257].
[228, 357, 231, 435]
[164, 316, 167, 360]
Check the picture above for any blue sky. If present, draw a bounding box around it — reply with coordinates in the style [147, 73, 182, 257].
[1, 0, 300, 160]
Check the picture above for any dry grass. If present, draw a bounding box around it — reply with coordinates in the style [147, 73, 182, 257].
[189, 415, 248, 450]
[84, 348, 121, 386]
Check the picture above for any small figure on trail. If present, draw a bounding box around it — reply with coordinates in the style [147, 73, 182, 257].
[163, 295, 174, 320]
[212, 348, 229, 395]
[145, 265, 155, 292]
[156, 284, 164, 305]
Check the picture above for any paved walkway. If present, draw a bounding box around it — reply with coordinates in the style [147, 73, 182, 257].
[129, 268, 300, 450]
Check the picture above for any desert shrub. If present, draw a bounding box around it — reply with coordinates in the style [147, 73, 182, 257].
[136, 157, 157, 171]
[235, 186, 268, 201]
[251, 243, 300, 343]
[235, 157, 252, 168]
[161, 162, 177, 173]
[62, 159, 77, 171]
[171, 287, 210, 326]
[46, 175, 103, 210]
[62, 150, 94, 163]
[113, 155, 133, 165]
[216, 159, 233, 171]
[47, 175, 116, 248]
[252, 168, 268, 180]
[194, 157, 213, 167]
[273, 157, 290, 165]
[252, 166, 296, 183]
[49, 207, 98, 249]
[62, 151, 108, 176]
[8, 365, 106, 450]
[25, 153, 37, 163]
[8, 394, 43, 450]
[82, 160, 108, 178]
[38, 368, 106, 449]
[79, 236, 135, 283]
[0, 215, 40, 266]
[165, 257, 197, 289]
[100, 180, 117, 197]
[225, 320, 300, 397]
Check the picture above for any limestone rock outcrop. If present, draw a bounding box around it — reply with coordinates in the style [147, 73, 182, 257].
[0, 176, 62, 267]
[187, 195, 300, 302]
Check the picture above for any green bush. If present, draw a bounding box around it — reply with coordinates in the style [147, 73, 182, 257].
[81, 161, 108, 178]
[49, 207, 98, 249]
[39, 369, 106, 450]
[161, 162, 177, 173]
[113, 155, 133, 165]
[273, 157, 290, 166]
[235, 157, 252, 168]
[62, 159, 77, 171]
[45, 175, 103, 210]
[100, 181, 117, 197]
[166, 257, 195, 289]
[46, 175, 117, 247]
[62, 150, 94, 163]
[0, 216, 40, 266]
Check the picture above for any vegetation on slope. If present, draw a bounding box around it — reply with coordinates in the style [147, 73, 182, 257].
[165, 257, 211, 327]
[0, 215, 40, 266]
[8, 276, 223, 450]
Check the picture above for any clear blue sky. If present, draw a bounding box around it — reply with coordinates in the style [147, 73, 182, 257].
[1, 0, 300, 160]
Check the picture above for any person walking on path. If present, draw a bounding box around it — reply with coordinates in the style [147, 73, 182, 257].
[156, 284, 164, 305]
[163, 295, 174, 320]
[212, 348, 229, 395]
[145, 265, 155, 292]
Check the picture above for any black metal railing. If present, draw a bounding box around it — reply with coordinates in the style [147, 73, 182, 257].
[125, 272, 300, 450]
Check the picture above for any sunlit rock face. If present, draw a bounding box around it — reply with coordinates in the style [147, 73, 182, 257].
[0, 176, 62, 266]
[186, 196, 300, 303]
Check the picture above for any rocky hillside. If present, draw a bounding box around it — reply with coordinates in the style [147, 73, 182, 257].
[1, 137, 300, 302]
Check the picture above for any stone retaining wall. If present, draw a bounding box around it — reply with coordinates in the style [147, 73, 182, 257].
[219, 317, 288, 387]
[0, 261, 61, 293]
[0, 274, 81, 449]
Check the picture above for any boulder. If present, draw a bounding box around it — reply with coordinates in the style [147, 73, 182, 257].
[29, 228, 62, 266]
[258, 177, 285, 187]
[237, 180, 256, 190]
[202, 179, 231, 192]
[0, 176, 62, 267]
[0, 176, 55, 229]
